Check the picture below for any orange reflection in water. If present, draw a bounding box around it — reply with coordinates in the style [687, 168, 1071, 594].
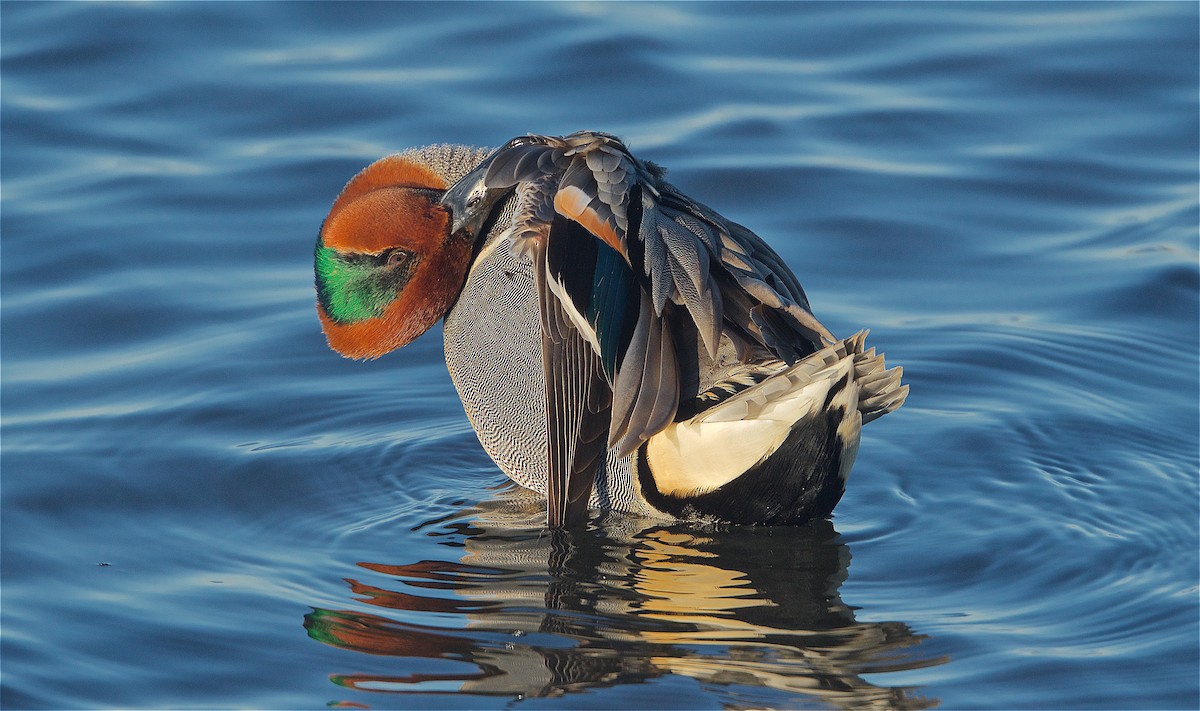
[305, 492, 946, 708]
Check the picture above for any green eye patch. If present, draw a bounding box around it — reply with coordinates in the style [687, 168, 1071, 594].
[315, 244, 418, 324]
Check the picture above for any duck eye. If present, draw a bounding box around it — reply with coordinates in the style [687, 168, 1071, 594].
[385, 249, 411, 267]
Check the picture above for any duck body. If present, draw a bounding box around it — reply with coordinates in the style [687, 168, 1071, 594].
[316, 133, 906, 527]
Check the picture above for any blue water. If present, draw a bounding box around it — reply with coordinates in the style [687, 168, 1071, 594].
[2, 2, 1197, 709]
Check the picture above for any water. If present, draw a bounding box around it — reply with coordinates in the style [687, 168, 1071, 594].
[2, 2, 1197, 708]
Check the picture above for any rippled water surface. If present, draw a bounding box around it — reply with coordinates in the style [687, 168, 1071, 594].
[3, 2, 1197, 709]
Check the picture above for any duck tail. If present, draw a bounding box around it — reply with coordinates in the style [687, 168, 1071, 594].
[846, 331, 908, 424]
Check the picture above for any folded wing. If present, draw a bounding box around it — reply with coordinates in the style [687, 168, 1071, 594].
[473, 131, 833, 525]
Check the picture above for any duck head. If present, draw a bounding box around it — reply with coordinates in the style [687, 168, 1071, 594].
[315, 155, 477, 359]
[438, 147, 511, 237]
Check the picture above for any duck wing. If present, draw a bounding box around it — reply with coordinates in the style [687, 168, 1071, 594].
[453, 132, 832, 525]
[538, 217, 614, 528]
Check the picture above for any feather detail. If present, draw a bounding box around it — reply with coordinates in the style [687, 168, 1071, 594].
[554, 185, 624, 257]
[444, 131, 842, 515]
[535, 226, 613, 529]
[642, 332, 897, 501]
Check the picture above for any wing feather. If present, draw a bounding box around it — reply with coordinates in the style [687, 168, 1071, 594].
[459, 131, 833, 488]
[609, 293, 678, 457]
[538, 238, 612, 528]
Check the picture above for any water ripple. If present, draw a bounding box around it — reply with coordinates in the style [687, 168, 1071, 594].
[2, 1, 1196, 709]
[306, 500, 947, 707]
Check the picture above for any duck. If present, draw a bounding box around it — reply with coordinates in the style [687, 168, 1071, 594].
[315, 132, 907, 528]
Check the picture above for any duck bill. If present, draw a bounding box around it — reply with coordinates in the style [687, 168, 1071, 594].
[440, 153, 511, 239]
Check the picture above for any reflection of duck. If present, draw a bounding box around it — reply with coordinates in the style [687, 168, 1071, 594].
[304, 491, 945, 708]
[315, 133, 907, 528]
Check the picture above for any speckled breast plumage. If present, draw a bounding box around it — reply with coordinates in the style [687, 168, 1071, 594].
[401, 144, 648, 513]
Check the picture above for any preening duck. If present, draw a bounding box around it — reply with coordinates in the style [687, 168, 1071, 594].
[315, 132, 907, 528]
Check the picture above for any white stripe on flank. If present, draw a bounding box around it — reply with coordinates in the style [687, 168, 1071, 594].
[544, 269, 602, 356]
